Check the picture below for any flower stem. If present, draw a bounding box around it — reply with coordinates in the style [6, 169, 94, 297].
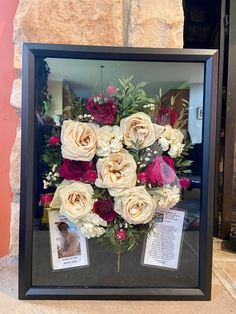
[117, 252, 121, 272]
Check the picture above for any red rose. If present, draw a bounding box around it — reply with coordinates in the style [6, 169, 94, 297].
[40, 193, 53, 205]
[59, 159, 96, 182]
[146, 156, 176, 186]
[179, 177, 190, 189]
[154, 108, 178, 126]
[83, 169, 97, 183]
[49, 135, 60, 146]
[93, 199, 116, 222]
[85, 96, 117, 124]
[137, 171, 147, 184]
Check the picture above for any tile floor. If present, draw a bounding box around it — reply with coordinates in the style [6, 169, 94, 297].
[0, 239, 236, 314]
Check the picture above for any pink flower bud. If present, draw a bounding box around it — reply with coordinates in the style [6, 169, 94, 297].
[116, 228, 127, 241]
[49, 135, 60, 146]
[106, 85, 117, 97]
[179, 177, 190, 189]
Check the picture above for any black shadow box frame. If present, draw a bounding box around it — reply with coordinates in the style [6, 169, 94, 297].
[19, 43, 218, 300]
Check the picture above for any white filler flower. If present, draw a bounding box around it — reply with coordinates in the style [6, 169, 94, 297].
[158, 125, 185, 158]
[96, 125, 123, 157]
[154, 185, 180, 210]
[76, 213, 107, 238]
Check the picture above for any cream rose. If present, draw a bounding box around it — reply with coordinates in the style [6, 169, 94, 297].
[120, 112, 164, 149]
[95, 149, 137, 196]
[114, 186, 156, 224]
[61, 120, 97, 161]
[50, 180, 94, 221]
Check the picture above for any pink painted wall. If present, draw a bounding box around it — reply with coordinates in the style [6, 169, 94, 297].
[0, 0, 19, 256]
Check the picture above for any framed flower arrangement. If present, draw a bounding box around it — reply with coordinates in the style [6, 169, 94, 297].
[19, 44, 218, 300]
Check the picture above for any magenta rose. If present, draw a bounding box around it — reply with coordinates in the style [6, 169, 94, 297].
[49, 135, 60, 146]
[154, 108, 178, 126]
[146, 156, 176, 186]
[85, 96, 117, 124]
[179, 177, 190, 189]
[93, 199, 116, 222]
[59, 159, 96, 182]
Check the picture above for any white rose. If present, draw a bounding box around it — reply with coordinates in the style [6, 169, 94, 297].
[158, 125, 184, 158]
[50, 180, 94, 220]
[114, 186, 156, 224]
[120, 112, 164, 149]
[96, 125, 123, 157]
[154, 185, 180, 210]
[61, 120, 97, 161]
[95, 149, 137, 196]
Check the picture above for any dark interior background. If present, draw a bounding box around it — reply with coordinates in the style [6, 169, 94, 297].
[184, 0, 236, 240]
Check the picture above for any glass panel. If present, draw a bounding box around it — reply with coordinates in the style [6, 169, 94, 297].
[32, 58, 204, 288]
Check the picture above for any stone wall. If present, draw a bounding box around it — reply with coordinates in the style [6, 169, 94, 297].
[9, 0, 184, 256]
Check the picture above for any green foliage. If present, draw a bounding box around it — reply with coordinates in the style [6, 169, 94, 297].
[63, 84, 86, 119]
[175, 140, 193, 175]
[114, 76, 154, 122]
[172, 99, 189, 130]
[37, 59, 52, 116]
[148, 188, 165, 198]
[41, 128, 61, 168]
[92, 187, 111, 200]
[154, 88, 164, 111]
[42, 146, 61, 168]
[99, 217, 151, 256]
[126, 139, 143, 163]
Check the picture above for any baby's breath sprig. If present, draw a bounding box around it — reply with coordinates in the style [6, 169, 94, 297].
[136, 146, 162, 170]
[77, 113, 95, 123]
[143, 103, 155, 111]
[43, 164, 61, 189]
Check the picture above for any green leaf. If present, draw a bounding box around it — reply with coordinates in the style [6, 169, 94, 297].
[136, 82, 148, 88]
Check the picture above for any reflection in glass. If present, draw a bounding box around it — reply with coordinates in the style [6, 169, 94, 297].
[33, 58, 204, 288]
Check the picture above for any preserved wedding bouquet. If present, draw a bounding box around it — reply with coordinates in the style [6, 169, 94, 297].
[40, 76, 192, 269]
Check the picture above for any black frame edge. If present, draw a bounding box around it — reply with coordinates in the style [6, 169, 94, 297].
[19, 43, 218, 300]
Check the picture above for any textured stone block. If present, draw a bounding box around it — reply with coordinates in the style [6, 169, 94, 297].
[9, 127, 21, 194]
[9, 202, 20, 257]
[13, 0, 124, 69]
[10, 79, 22, 115]
[127, 0, 184, 48]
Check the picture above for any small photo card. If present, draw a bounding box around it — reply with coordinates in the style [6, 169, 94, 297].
[48, 210, 89, 271]
[142, 208, 185, 270]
